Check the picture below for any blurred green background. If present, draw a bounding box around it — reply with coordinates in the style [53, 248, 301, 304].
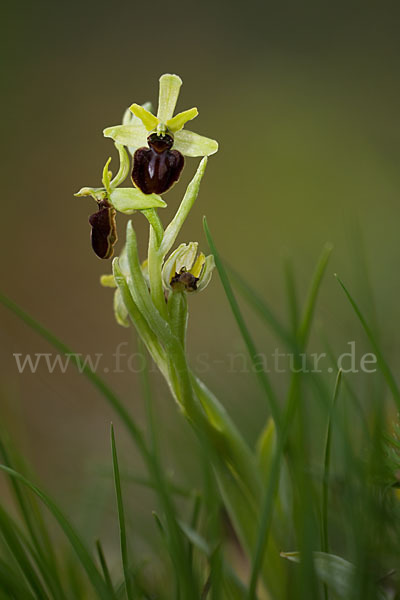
[1, 0, 400, 553]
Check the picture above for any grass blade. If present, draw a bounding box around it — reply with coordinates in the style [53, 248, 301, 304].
[335, 275, 400, 408]
[298, 243, 333, 348]
[203, 217, 280, 426]
[0, 293, 150, 464]
[0, 504, 50, 599]
[321, 369, 342, 555]
[0, 557, 37, 600]
[111, 425, 134, 600]
[227, 263, 294, 350]
[188, 493, 202, 568]
[96, 540, 116, 598]
[248, 244, 333, 599]
[283, 255, 299, 336]
[321, 369, 342, 600]
[0, 432, 67, 599]
[0, 465, 111, 600]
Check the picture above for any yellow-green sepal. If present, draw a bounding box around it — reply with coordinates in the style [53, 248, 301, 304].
[110, 188, 166, 213]
[157, 73, 182, 123]
[103, 122, 148, 151]
[174, 129, 218, 157]
[74, 186, 107, 201]
[109, 188, 166, 214]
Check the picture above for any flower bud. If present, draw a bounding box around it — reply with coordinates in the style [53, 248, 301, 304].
[162, 243, 215, 293]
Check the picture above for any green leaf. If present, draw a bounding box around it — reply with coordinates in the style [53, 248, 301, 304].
[109, 188, 166, 213]
[141, 207, 164, 248]
[113, 287, 130, 328]
[161, 157, 208, 256]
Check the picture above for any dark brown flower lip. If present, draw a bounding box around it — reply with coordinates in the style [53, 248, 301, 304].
[170, 268, 199, 292]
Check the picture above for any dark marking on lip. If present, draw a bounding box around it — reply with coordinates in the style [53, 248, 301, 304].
[170, 268, 199, 292]
[132, 133, 184, 195]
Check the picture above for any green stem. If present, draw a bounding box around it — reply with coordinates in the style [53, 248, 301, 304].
[148, 232, 167, 320]
[140, 208, 167, 320]
[167, 291, 188, 349]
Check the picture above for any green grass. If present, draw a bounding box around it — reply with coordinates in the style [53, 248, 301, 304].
[1, 232, 400, 600]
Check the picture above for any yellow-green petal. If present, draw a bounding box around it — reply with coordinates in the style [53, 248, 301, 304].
[173, 129, 219, 157]
[157, 73, 182, 123]
[109, 188, 166, 214]
[175, 242, 198, 273]
[191, 252, 205, 278]
[129, 103, 159, 132]
[197, 255, 215, 292]
[102, 157, 112, 193]
[162, 243, 192, 290]
[166, 107, 198, 133]
[110, 144, 130, 189]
